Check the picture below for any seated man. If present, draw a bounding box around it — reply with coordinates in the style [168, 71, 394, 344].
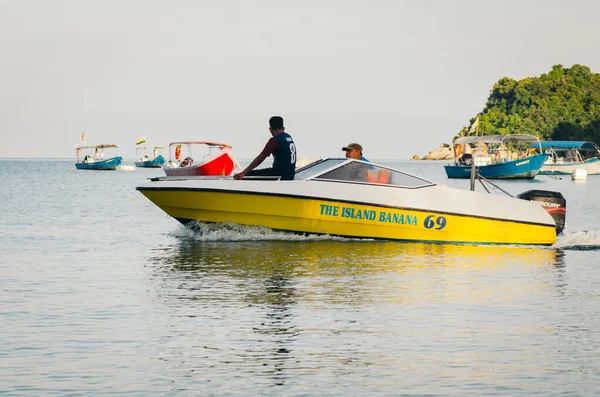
[234, 116, 296, 180]
[342, 143, 369, 161]
[341, 142, 373, 182]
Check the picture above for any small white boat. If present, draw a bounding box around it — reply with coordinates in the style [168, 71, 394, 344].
[537, 141, 600, 175]
[137, 158, 566, 246]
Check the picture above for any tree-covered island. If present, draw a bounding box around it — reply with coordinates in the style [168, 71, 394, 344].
[417, 64, 600, 160]
[463, 64, 600, 141]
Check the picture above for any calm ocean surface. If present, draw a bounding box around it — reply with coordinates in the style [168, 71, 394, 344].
[2, 158, 600, 396]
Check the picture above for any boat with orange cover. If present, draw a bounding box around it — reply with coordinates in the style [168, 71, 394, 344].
[162, 141, 237, 177]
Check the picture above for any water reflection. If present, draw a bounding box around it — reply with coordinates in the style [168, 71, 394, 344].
[255, 271, 298, 386]
[146, 239, 566, 392]
[149, 240, 565, 308]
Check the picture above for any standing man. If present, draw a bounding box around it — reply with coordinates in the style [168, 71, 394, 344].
[342, 143, 369, 161]
[234, 116, 297, 180]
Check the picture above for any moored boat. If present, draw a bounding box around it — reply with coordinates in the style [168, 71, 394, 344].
[445, 134, 548, 179]
[137, 158, 566, 245]
[75, 143, 123, 170]
[135, 138, 166, 168]
[536, 141, 600, 175]
[162, 141, 236, 177]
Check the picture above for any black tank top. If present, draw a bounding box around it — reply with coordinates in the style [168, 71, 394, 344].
[272, 132, 296, 180]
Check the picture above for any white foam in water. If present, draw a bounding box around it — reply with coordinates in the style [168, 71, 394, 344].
[553, 228, 600, 249]
[172, 221, 354, 242]
[171, 221, 600, 248]
[118, 165, 136, 172]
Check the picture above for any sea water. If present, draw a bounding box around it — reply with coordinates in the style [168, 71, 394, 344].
[2, 159, 600, 396]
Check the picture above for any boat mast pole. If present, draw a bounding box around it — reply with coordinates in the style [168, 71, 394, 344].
[469, 160, 477, 191]
[469, 116, 481, 190]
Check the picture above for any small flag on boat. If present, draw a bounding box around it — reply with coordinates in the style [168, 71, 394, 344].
[80, 132, 85, 142]
[136, 136, 146, 145]
[467, 116, 479, 135]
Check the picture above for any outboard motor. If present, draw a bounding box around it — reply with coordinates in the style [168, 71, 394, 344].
[517, 190, 566, 235]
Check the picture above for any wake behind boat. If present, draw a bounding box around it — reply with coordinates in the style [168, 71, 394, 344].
[137, 158, 566, 245]
[445, 134, 548, 179]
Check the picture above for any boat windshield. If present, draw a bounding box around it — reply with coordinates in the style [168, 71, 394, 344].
[295, 158, 434, 188]
[294, 159, 346, 179]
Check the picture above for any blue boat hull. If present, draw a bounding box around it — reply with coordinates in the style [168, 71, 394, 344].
[445, 154, 548, 179]
[135, 155, 165, 168]
[75, 156, 123, 170]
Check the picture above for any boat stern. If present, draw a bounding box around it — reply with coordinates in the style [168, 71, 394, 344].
[517, 189, 566, 235]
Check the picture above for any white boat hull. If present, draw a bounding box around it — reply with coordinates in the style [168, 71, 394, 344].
[539, 158, 600, 175]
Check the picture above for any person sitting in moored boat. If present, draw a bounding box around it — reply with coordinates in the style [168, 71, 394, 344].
[458, 152, 473, 166]
[180, 157, 193, 167]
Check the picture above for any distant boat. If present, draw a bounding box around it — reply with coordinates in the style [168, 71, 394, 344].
[75, 143, 123, 170]
[444, 134, 548, 179]
[535, 141, 600, 175]
[162, 141, 237, 177]
[135, 138, 166, 168]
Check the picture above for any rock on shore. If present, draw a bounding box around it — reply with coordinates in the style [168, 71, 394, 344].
[413, 144, 454, 160]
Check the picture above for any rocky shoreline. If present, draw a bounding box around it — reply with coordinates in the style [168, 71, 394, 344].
[412, 144, 454, 160]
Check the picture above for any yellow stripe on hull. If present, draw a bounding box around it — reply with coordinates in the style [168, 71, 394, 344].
[140, 190, 556, 245]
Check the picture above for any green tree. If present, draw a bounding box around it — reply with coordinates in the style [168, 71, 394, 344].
[463, 64, 600, 144]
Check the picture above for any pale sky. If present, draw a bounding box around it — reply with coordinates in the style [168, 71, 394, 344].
[2, 0, 599, 160]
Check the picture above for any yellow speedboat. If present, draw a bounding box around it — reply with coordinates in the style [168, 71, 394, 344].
[137, 158, 566, 245]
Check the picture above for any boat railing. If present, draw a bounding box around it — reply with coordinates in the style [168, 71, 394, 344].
[149, 175, 233, 182]
[241, 175, 281, 181]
